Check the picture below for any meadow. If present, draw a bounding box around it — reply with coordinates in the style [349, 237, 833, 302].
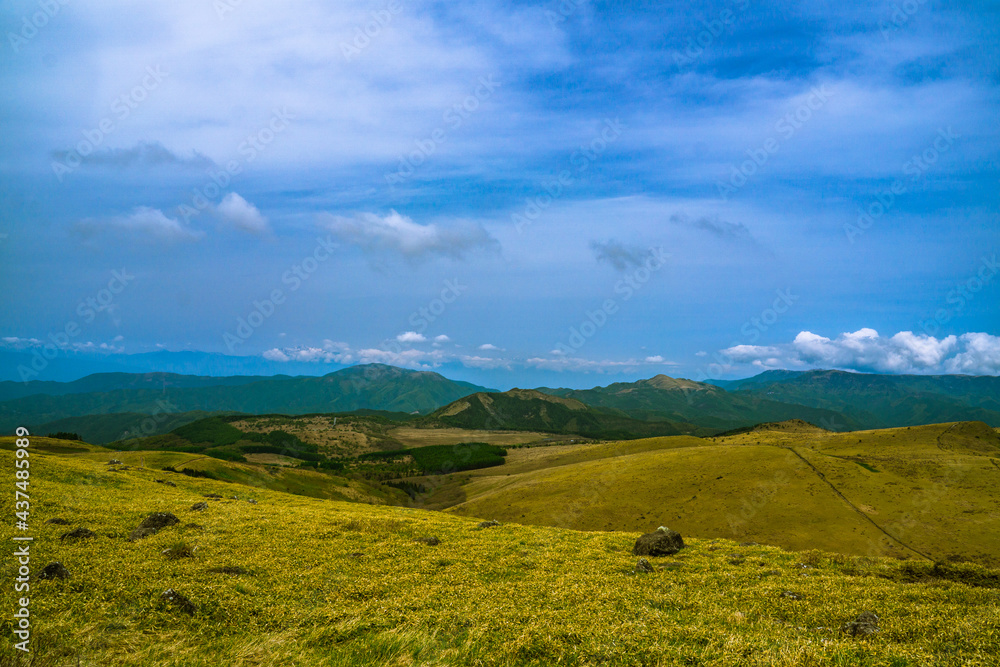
[1, 433, 999, 666]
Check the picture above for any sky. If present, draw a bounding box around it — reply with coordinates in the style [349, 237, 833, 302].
[1, 0, 998, 388]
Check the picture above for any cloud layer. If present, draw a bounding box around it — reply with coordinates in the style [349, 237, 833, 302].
[721, 329, 1000, 375]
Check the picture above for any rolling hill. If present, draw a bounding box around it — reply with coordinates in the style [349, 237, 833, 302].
[709, 369, 1000, 428]
[421, 388, 691, 439]
[443, 420, 1000, 566]
[536, 374, 859, 431]
[3, 434, 998, 666]
[0, 364, 492, 434]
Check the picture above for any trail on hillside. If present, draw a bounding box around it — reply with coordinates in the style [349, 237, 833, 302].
[782, 447, 934, 561]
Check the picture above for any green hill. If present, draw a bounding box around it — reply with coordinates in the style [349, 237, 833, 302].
[537, 374, 859, 431]
[421, 389, 689, 439]
[0, 364, 492, 434]
[711, 370, 1000, 428]
[2, 435, 998, 666]
[444, 421, 1000, 566]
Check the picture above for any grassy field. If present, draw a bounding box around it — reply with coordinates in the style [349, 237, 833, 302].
[445, 422, 1000, 565]
[388, 427, 554, 448]
[3, 441, 1000, 666]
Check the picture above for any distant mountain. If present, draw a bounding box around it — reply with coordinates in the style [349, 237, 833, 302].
[422, 388, 687, 439]
[709, 369, 1000, 429]
[0, 364, 493, 434]
[536, 374, 858, 431]
[35, 410, 231, 444]
[0, 371, 272, 403]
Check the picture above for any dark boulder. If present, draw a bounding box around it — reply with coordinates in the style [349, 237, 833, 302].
[478, 520, 501, 529]
[160, 588, 196, 614]
[632, 527, 684, 557]
[60, 527, 96, 541]
[39, 562, 70, 580]
[842, 611, 879, 637]
[635, 558, 654, 573]
[190, 502, 208, 512]
[128, 512, 179, 541]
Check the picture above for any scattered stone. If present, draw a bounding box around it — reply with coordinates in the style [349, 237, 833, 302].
[478, 520, 501, 529]
[128, 512, 179, 541]
[60, 527, 96, 541]
[183, 523, 204, 530]
[161, 542, 196, 560]
[247, 499, 258, 505]
[635, 558, 655, 573]
[728, 556, 747, 566]
[45, 518, 71, 525]
[190, 502, 208, 512]
[209, 566, 249, 575]
[155, 479, 177, 487]
[230, 496, 238, 500]
[633, 527, 685, 557]
[108, 466, 129, 472]
[760, 570, 781, 577]
[203, 493, 223, 499]
[842, 611, 880, 637]
[107, 459, 123, 465]
[350, 552, 364, 558]
[740, 541, 760, 547]
[160, 588, 196, 615]
[415, 536, 440, 546]
[781, 591, 804, 600]
[39, 562, 70, 580]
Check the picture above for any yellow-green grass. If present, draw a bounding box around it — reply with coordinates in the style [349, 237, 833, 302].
[447, 423, 1000, 565]
[18, 444, 407, 507]
[388, 427, 552, 448]
[2, 446, 1000, 666]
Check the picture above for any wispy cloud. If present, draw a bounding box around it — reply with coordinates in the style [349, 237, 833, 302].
[669, 213, 754, 243]
[590, 240, 649, 271]
[320, 210, 499, 263]
[76, 207, 204, 243]
[52, 141, 213, 169]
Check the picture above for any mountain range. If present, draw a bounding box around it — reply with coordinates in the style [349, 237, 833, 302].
[3, 364, 999, 443]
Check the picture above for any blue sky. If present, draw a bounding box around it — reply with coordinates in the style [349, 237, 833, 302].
[1, 0, 998, 388]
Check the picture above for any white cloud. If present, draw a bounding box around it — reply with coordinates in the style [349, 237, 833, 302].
[718, 329, 999, 375]
[397, 331, 427, 343]
[433, 334, 451, 343]
[645, 355, 665, 363]
[262, 340, 353, 364]
[216, 193, 269, 234]
[478, 343, 500, 351]
[320, 210, 498, 262]
[76, 207, 203, 242]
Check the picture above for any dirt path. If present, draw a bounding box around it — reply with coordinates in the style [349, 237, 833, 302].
[784, 446, 934, 561]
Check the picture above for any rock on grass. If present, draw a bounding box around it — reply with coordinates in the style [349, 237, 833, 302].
[160, 588, 196, 615]
[39, 562, 70, 580]
[633, 527, 684, 557]
[60, 528, 96, 541]
[842, 611, 880, 637]
[128, 512, 179, 541]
